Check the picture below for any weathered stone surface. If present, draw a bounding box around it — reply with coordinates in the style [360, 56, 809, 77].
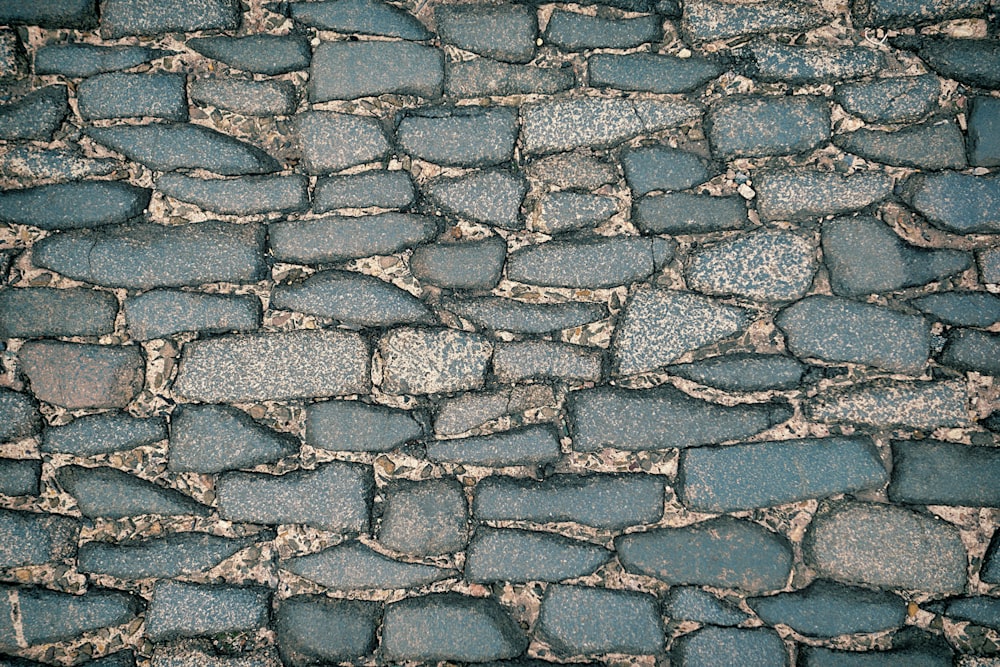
[834, 75, 940, 124]
[755, 170, 893, 222]
[507, 236, 675, 288]
[282, 540, 452, 590]
[822, 216, 970, 297]
[78, 532, 262, 579]
[493, 340, 603, 384]
[538, 585, 663, 656]
[911, 291, 1000, 327]
[189, 78, 297, 116]
[805, 502, 967, 593]
[0, 0, 97, 28]
[151, 642, 280, 667]
[36, 221, 266, 289]
[77, 72, 187, 121]
[275, 596, 379, 667]
[294, 111, 389, 174]
[188, 34, 311, 75]
[940, 328, 1000, 375]
[56, 465, 209, 518]
[0, 287, 117, 338]
[145, 581, 269, 642]
[125, 290, 261, 340]
[473, 474, 665, 529]
[313, 170, 415, 212]
[381, 594, 527, 662]
[378, 327, 492, 395]
[379, 478, 467, 555]
[310, 40, 443, 101]
[398, 107, 516, 168]
[410, 237, 507, 290]
[622, 145, 710, 196]
[440, 295, 607, 334]
[74, 651, 138, 667]
[0, 28, 26, 82]
[0, 509, 79, 568]
[735, 38, 883, 84]
[466, 528, 610, 583]
[544, 11, 661, 50]
[0, 181, 150, 230]
[807, 379, 968, 430]
[174, 330, 370, 402]
[0, 145, 120, 182]
[426, 170, 526, 229]
[982, 248, 1000, 283]
[679, 437, 886, 512]
[0, 86, 68, 141]
[444, 59, 575, 98]
[616, 517, 792, 592]
[634, 192, 747, 233]
[589, 53, 723, 93]
[86, 123, 279, 176]
[611, 288, 751, 376]
[890, 35, 1000, 90]
[158, 174, 308, 216]
[0, 459, 40, 496]
[890, 439, 1000, 506]
[433, 385, 557, 436]
[681, 0, 828, 41]
[707, 95, 830, 159]
[100, 0, 241, 38]
[533, 192, 617, 234]
[4, 586, 143, 648]
[667, 353, 805, 392]
[169, 404, 298, 473]
[902, 171, 1000, 234]
[834, 120, 966, 170]
[426, 423, 562, 467]
[776, 296, 931, 374]
[979, 532, 1000, 583]
[931, 596, 1000, 631]
[855, 0, 987, 26]
[437, 4, 536, 62]
[525, 152, 618, 190]
[272, 270, 432, 326]
[662, 587, 750, 626]
[749, 580, 905, 637]
[969, 96, 1000, 166]
[672, 627, 787, 667]
[290, 0, 429, 38]
[269, 213, 438, 263]
[43, 411, 165, 457]
[19, 341, 144, 409]
[35, 43, 170, 77]
[217, 462, 373, 532]
[306, 400, 423, 452]
[0, 389, 38, 443]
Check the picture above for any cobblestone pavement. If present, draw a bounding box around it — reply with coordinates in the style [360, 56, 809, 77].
[0, 0, 999, 665]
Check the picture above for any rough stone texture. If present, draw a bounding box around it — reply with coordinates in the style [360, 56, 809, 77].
[378, 327, 492, 395]
[902, 171, 1000, 234]
[666, 353, 805, 392]
[911, 290, 1000, 327]
[274, 596, 379, 667]
[426, 170, 526, 230]
[525, 152, 618, 190]
[0, 181, 151, 230]
[78, 532, 262, 579]
[34, 44, 169, 77]
[807, 379, 969, 430]
[18, 341, 144, 409]
[544, 11, 662, 51]
[444, 59, 575, 98]
[533, 191, 617, 234]
[748, 580, 905, 637]
[538, 585, 663, 656]
[168, 404, 298, 474]
[217, 462, 373, 532]
[634, 192, 747, 233]
[271, 270, 432, 327]
[151, 643, 281, 667]
[969, 96, 1000, 166]
[436, 4, 537, 63]
[100, 0, 241, 38]
[755, 170, 893, 222]
[507, 236, 675, 288]
[0, 145, 120, 182]
[409, 237, 507, 290]
[378, 478, 468, 556]
[0, 27, 26, 82]
[735, 38, 884, 84]
[672, 626, 788, 667]
[855, 0, 987, 26]
[681, 0, 830, 41]
[890, 35, 1000, 90]
[0, 86, 68, 141]
[268, 213, 438, 264]
[145, 581, 270, 642]
[313, 170, 415, 212]
[56, 465, 210, 518]
[0, 459, 41, 497]
[805, 502, 967, 593]
[473, 474, 665, 530]
[306, 399, 423, 452]
[4, 586, 143, 648]
[662, 587, 750, 626]
[611, 287, 751, 376]
[124, 290, 261, 340]
[834, 120, 967, 170]
[616, 517, 793, 592]
[0, 287, 118, 338]
[187, 34, 311, 75]
[293, 111, 389, 175]
[290, 0, 429, 38]
[189, 78, 297, 117]
[493, 340, 602, 384]
[706, 95, 830, 159]
[156, 174, 308, 216]
[77, 72, 187, 121]
[834, 75, 940, 124]
[465, 528, 611, 583]
[982, 248, 1000, 283]
[426, 423, 562, 467]
[932, 597, 1000, 630]
[309, 40, 443, 101]
[42, 411, 165, 456]
[173, 330, 370, 402]
[0, 508, 80, 568]
[398, 107, 517, 168]
[281, 541, 452, 590]
[940, 328, 1000, 375]
[622, 145, 711, 195]
[439, 296, 608, 334]
[433, 385, 557, 436]
[0, 0, 97, 29]
[588, 53, 723, 93]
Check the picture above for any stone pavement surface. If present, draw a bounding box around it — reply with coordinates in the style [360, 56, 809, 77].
[0, 0, 998, 665]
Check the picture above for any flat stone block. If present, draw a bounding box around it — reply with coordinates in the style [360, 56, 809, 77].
[0, 458, 41, 497]
[806, 379, 969, 430]
[538, 585, 664, 655]
[156, 174, 309, 216]
[306, 399, 423, 452]
[398, 106, 517, 168]
[755, 170, 893, 222]
[493, 340, 603, 384]
[969, 96, 1000, 166]
[589, 52, 723, 93]
[378, 327, 492, 395]
[281, 540, 452, 590]
[293, 111, 389, 175]
[409, 237, 507, 290]
[145, 581, 270, 642]
[0, 0, 97, 28]
[437, 4, 536, 62]
[378, 478, 467, 556]
[662, 587, 749, 626]
[466, 528, 611, 583]
[0, 508, 80, 568]
[706, 95, 830, 160]
[902, 171, 1000, 234]
[0, 86, 68, 141]
[439, 296, 607, 334]
[42, 411, 165, 457]
[268, 213, 438, 264]
[544, 11, 661, 50]
[672, 626, 787, 667]
[78, 531, 264, 579]
[125, 290, 261, 341]
[77, 72, 187, 121]
[290, 0, 430, 38]
[0, 181, 150, 230]
[189, 78, 297, 117]
[445, 59, 574, 98]
[910, 291, 1000, 328]
[56, 464, 210, 519]
[940, 328, 1000, 375]
[188, 34, 311, 75]
[533, 191, 617, 234]
[0, 287, 118, 338]
[426, 423, 562, 467]
[889, 439, 1000, 506]
[426, 169, 526, 230]
[735, 38, 883, 84]
[507, 236, 675, 288]
[309, 40, 443, 101]
[748, 579, 906, 637]
[0, 389, 39, 443]
[168, 404, 298, 474]
[834, 120, 967, 170]
[9, 586, 143, 648]
[666, 353, 805, 392]
[681, 0, 830, 41]
[433, 385, 557, 436]
[19, 341, 144, 409]
[313, 170, 414, 212]
[35, 44, 170, 77]
[275, 596, 379, 666]
[890, 35, 1000, 92]
[634, 192, 747, 233]
[834, 75, 939, 124]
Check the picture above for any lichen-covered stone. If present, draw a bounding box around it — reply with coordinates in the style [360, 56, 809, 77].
[856, 0, 987, 28]
[156, 174, 308, 216]
[834, 120, 967, 170]
[77, 72, 187, 121]
[19, 341, 144, 409]
[310, 40, 443, 101]
[437, 4, 536, 63]
[433, 385, 557, 436]
[0, 145, 120, 182]
[0, 459, 40, 497]
[672, 627, 787, 667]
[306, 400, 423, 452]
[755, 170, 893, 222]
[444, 59, 575, 98]
[834, 75, 940, 124]
[807, 379, 969, 430]
[440, 295, 607, 334]
[0, 509, 79, 568]
[622, 144, 711, 195]
[589, 53, 723, 93]
[0, 86, 68, 141]
[144, 581, 270, 642]
[525, 152, 618, 189]
[426, 170, 526, 229]
[890, 35, 1000, 90]
[274, 596, 379, 667]
[662, 587, 750, 626]
[188, 34, 311, 74]
[666, 353, 805, 392]
[269, 213, 438, 263]
[634, 192, 747, 233]
[290, 0, 430, 39]
[890, 439, 1000, 506]
[34, 43, 170, 77]
[533, 191, 617, 234]
[735, 38, 884, 84]
[42, 411, 165, 456]
[124, 290, 261, 340]
[544, 11, 662, 50]
[168, 404, 298, 474]
[706, 95, 830, 159]
[4, 586, 143, 649]
[426, 423, 562, 467]
[294, 110, 389, 175]
[507, 236, 675, 288]
[313, 170, 415, 212]
[378, 327, 492, 395]
[969, 96, 1000, 166]
[410, 237, 507, 290]
[681, 0, 830, 41]
[0, 389, 40, 443]
[56, 465, 210, 518]
[910, 291, 1000, 327]
[748, 580, 905, 637]
[78, 532, 263, 579]
[902, 171, 1000, 234]
[0, 287, 117, 338]
[538, 585, 664, 655]
[378, 478, 467, 555]
[281, 541, 452, 590]
[189, 78, 297, 116]
[466, 528, 611, 583]
[0, 181, 150, 230]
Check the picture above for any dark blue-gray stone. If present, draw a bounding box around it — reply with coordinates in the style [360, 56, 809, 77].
[42, 411, 167, 457]
[493, 340, 603, 384]
[0, 181, 150, 230]
[473, 474, 665, 530]
[188, 78, 297, 117]
[398, 106, 517, 167]
[735, 38, 883, 84]
[436, 4, 536, 63]
[622, 145, 711, 195]
[409, 237, 507, 290]
[310, 40, 443, 101]
[748, 580, 905, 637]
[936, 596, 1000, 629]
[0, 145, 119, 182]
[290, 0, 430, 39]
[275, 596, 379, 667]
[149, 643, 277, 667]
[78, 531, 264, 579]
[56, 465, 210, 518]
[77, 72, 187, 121]
[0, 458, 41, 497]
[10, 586, 143, 648]
[313, 170, 414, 212]
[0, 389, 41, 442]
[667, 353, 805, 391]
[534, 192, 617, 234]
[269, 213, 437, 263]
[544, 10, 661, 50]
[125, 290, 261, 340]
[0, 86, 68, 141]
[969, 96, 1000, 166]
[756, 169, 893, 221]
[217, 462, 373, 532]
[379, 327, 492, 395]
[890, 439, 1000, 506]
[445, 59, 575, 98]
[982, 411, 1000, 435]
[616, 517, 792, 592]
[426, 170, 526, 229]
[272, 269, 432, 326]
[18, 341, 145, 409]
[855, 0, 986, 26]
[35, 221, 267, 289]
[806, 379, 969, 430]
[34, 44, 171, 77]
[681, 0, 829, 41]
[168, 404, 298, 474]
[822, 216, 970, 297]
[188, 34, 311, 75]
[538, 585, 663, 655]
[433, 385, 556, 436]
[588, 53, 723, 93]
[0, 287, 117, 338]
[81, 650, 136, 667]
[466, 528, 611, 583]
[381, 594, 527, 662]
[0, 0, 97, 28]
[707, 95, 830, 159]
[86, 123, 279, 176]
[145, 581, 270, 642]
[507, 236, 675, 288]
[439, 295, 607, 334]
[379, 478, 467, 555]
[100, 0, 241, 38]
[890, 35, 1000, 90]
[281, 541, 452, 590]
[776, 295, 931, 375]
[306, 399, 423, 452]
[0, 508, 80, 568]
[834, 75, 940, 124]
[662, 587, 750, 626]
[426, 423, 561, 467]
[634, 192, 747, 233]
[672, 627, 787, 667]
[911, 291, 1000, 327]
[940, 328, 1000, 375]
[799, 631, 952, 665]
[0, 27, 26, 82]
[902, 171, 1000, 234]
[834, 120, 966, 170]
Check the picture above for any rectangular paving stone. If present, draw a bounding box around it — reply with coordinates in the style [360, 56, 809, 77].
[173, 330, 370, 402]
[910, 290, 1000, 328]
[834, 119, 967, 170]
[673, 626, 787, 667]
[465, 527, 611, 583]
[806, 379, 969, 430]
[538, 585, 663, 656]
[444, 58, 574, 98]
[735, 38, 884, 84]
[437, 4, 536, 63]
[378, 478, 468, 556]
[681, 0, 830, 41]
[78, 531, 264, 579]
[281, 540, 453, 590]
[397, 106, 517, 167]
[969, 96, 1000, 167]
[409, 237, 507, 290]
[889, 439, 1000, 506]
[507, 236, 675, 288]
[588, 53, 723, 93]
[34, 43, 171, 77]
[18, 341, 144, 409]
[0, 145, 120, 183]
[145, 580, 270, 642]
[290, 0, 430, 39]
[633, 192, 747, 233]
[622, 144, 712, 195]
[755, 170, 893, 221]
[0, 287, 117, 338]
[293, 110, 390, 175]
[901, 171, 1000, 234]
[42, 411, 166, 456]
[439, 296, 607, 335]
[378, 327, 492, 395]
[151, 643, 282, 667]
[0, 85, 68, 141]
[313, 170, 415, 212]
[666, 353, 805, 392]
[77, 72, 187, 121]
[940, 328, 1000, 375]
[156, 174, 309, 216]
[275, 596, 379, 666]
[0, 388, 41, 442]
[706, 95, 830, 160]
[306, 399, 423, 452]
[834, 74, 940, 124]
[0, 0, 98, 28]
[0, 508, 80, 568]
[426, 424, 562, 467]
[188, 34, 311, 75]
[309, 40, 443, 101]
[189, 78, 297, 116]
[268, 213, 438, 264]
[8, 586, 143, 648]
[125, 290, 261, 341]
[493, 340, 603, 384]
[0, 181, 151, 230]
[100, 0, 241, 38]
[663, 587, 750, 626]
[168, 404, 299, 473]
[0, 458, 41, 497]
[544, 11, 662, 50]
[426, 169, 526, 229]
[533, 191, 617, 234]
[854, 0, 987, 27]
[433, 385, 557, 436]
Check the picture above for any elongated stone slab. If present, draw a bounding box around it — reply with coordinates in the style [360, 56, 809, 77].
[145, 581, 270, 642]
[189, 78, 297, 116]
[35, 44, 171, 77]
[168, 404, 299, 473]
[440, 296, 607, 334]
[755, 170, 893, 222]
[663, 587, 750, 626]
[275, 596, 379, 666]
[681, 0, 830, 41]
[310, 40, 443, 101]
[672, 627, 787, 667]
[622, 145, 710, 196]
[0, 145, 119, 182]
[707, 95, 830, 159]
[533, 191, 617, 234]
[19, 341, 144, 409]
[589, 53, 723, 93]
[77, 72, 188, 121]
[855, 0, 987, 26]
[911, 290, 1000, 327]
[0, 508, 80, 568]
[969, 95, 1000, 167]
[426, 423, 562, 467]
[538, 585, 664, 656]
[156, 174, 309, 216]
[527, 152, 619, 189]
[426, 170, 526, 229]
[378, 327, 492, 395]
[544, 11, 661, 50]
[466, 528, 611, 583]
[188, 34, 311, 75]
[634, 192, 747, 233]
[306, 400, 423, 452]
[834, 120, 967, 170]
[889, 439, 1000, 506]
[174, 330, 370, 402]
[56, 465, 210, 518]
[410, 237, 507, 290]
[0, 181, 150, 230]
[0, 0, 97, 29]
[271, 270, 432, 327]
[444, 58, 574, 98]
[78, 532, 262, 579]
[42, 411, 165, 457]
[437, 4, 536, 63]
[735, 38, 884, 84]
[507, 236, 675, 288]
[100, 0, 240, 38]
[890, 35, 1000, 90]
[268, 213, 438, 264]
[0, 287, 117, 338]
[940, 328, 1000, 375]
[294, 111, 389, 175]
[282, 540, 453, 590]
[1, 586, 143, 649]
[493, 340, 603, 384]
[151, 643, 281, 667]
[125, 290, 261, 340]
[807, 379, 968, 430]
[834, 74, 940, 124]
[313, 170, 415, 212]
[0, 388, 40, 442]
[666, 353, 805, 392]
[398, 107, 517, 167]
[901, 171, 1000, 234]
[0, 86, 68, 141]
[433, 385, 556, 436]
[291, 0, 429, 37]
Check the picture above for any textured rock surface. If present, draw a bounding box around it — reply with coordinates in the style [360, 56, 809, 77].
[806, 379, 969, 430]
[0, 508, 80, 568]
[889, 439, 1000, 506]
[834, 120, 967, 170]
[426, 170, 526, 230]
[589, 53, 723, 93]
[706, 95, 830, 159]
[293, 111, 389, 175]
[398, 107, 517, 167]
[673, 626, 788, 667]
[0, 287, 118, 338]
[41, 411, 166, 456]
[378, 327, 492, 395]
[269, 213, 437, 264]
[493, 340, 602, 384]
[538, 585, 664, 655]
[748, 580, 905, 637]
[666, 353, 805, 392]
[736, 38, 883, 84]
[78, 532, 262, 579]
[465, 528, 610, 583]
[124, 290, 261, 340]
[309, 40, 443, 101]
[437, 4, 536, 63]
[156, 174, 308, 216]
[313, 170, 414, 212]
[77, 72, 188, 121]
[544, 11, 661, 51]
[5, 586, 143, 648]
[378, 479, 467, 555]
[835, 74, 939, 123]
[272, 270, 432, 327]
[426, 423, 562, 467]
[755, 170, 893, 221]
[409, 237, 507, 290]
[902, 171, 1000, 234]
[281, 541, 452, 590]
[145, 581, 270, 642]
[0, 181, 150, 230]
[168, 404, 298, 473]
[274, 596, 378, 666]
[0, 389, 38, 443]
[507, 236, 675, 288]
[56, 465, 209, 518]
[0, 86, 68, 141]
[440, 295, 607, 334]
[19, 341, 144, 409]
[433, 385, 556, 436]
[533, 191, 617, 234]
[187, 34, 311, 74]
[100, 0, 241, 38]
[306, 400, 423, 452]
[634, 192, 747, 233]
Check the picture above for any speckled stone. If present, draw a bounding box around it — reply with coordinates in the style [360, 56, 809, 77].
[979, 532, 1000, 583]
[0, 180, 150, 230]
[930, 596, 1000, 630]
[35, 43, 170, 77]
[409, 237, 507, 290]
[426, 170, 526, 229]
[735, 38, 884, 84]
[290, 0, 430, 39]
[538, 585, 663, 656]
[437, 4, 536, 63]
[294, 110, 389, 175]
[681, 0, 830, 42]
[622, 144, 711, 195]
[890, 35, 1000, 90]
[426, 423, 562, 467]
[969, 96, 1000, 166]
[309, 40, 443, 101]
[706, 95, 830, 159]
[168, 404, 298, 474]
[378, 327, 493, 395]
[0, 287, 117, 338]
[77, 72, 187, 121]
[0, 145, 120, 182]
[444, 59, 575, 98]
[911, 291, 1000, 327]
[19, 341, 144, 409]
[274, 596, 379, 667]
[378, 479, 467, 555]
[672, 627, 787, 667]
[749, 580, 905, 637]
[834, 75, 940, 124]
[981, 248, 1000, 283]
[804, 502, 967, 594]
[268, 213, 438, 264]
[398, 107, 517, 167]
[834, 120, 966, 170]
[666, 353, 805, 392]
[174, 330, 369, 402]
[306, 399, 423, 452]
[902, 171, 1000, 234]
[493, 340, 602, 384]
[800, 629, 953, 666]
[439, 295, 608, 334]
[78, 532, 263, 579]
[755, 170, 893, 222]
[473, 474, 665, 530]
[634, 192, 747, 233]
[525, 152, 618, 189]
[662, 587, 750, 626]
[124, 290, 261, 340]
[433, 385, 557, 436]
[856, 0, 987, 27]
[889, 439, 1000, 506]
[3, 586, 143, 649]
[588, 53, 723, 93]
[157, 174, 308, 216]
[151, 642, 280, 667]
[466, 528, 611, 583]
[72, 650, 138, 667]
[217, 462, 373, 532]
[544, 10, 661, 50]
[42, 411, 165, 456]
[507, 236, 675, 288]
[145, 581, 270, 642]
[188, 34, 311, 74]
[0, 0, 97, 29]
[100, 0, 240, 37]
[807, 379, 968, 430]
[0, 508, 80, 569]
[281, 541, 452, 590]
[56, 465, 210, 518]
[940, 328, 1000, 376]
[189, 78, 297, 116]
[611, 287, 751, 376]
[313, 170, 415, 212]
[616, 517, 792, 592]
[533, 191, 617, 234]
[271, 269, 432, 327]
[0, 86, 68, 141]
[0, 459, 40, 497]
[0, 28, 26, 82]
